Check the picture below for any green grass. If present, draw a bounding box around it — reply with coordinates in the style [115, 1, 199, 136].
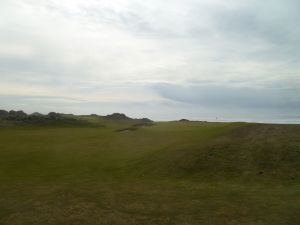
[0, 119, 299, 225]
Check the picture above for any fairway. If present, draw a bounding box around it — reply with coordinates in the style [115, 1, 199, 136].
[0, 118, 299, 225]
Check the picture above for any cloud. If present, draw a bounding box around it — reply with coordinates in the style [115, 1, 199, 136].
[0, 0, 299, 122]
[153, 82, 300, 110]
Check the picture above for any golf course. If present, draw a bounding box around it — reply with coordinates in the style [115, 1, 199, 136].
[0, 112, 299, 225]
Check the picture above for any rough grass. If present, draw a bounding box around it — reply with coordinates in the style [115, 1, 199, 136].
[0, 120, 299, 225]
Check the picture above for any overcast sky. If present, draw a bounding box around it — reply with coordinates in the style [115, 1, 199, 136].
[0, 0, 299, 122]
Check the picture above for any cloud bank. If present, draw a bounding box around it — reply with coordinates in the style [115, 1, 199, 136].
[0, 0, 299, 122]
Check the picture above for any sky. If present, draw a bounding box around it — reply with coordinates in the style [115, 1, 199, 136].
[0, 0, 299, 122]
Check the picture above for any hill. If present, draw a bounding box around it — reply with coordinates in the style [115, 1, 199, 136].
[134, 123, 300, 179]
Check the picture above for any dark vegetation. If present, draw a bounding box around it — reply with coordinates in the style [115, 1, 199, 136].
[0, 110, 84, 126]
[0, 110, 152, 128]
[0, 109, 299, 225]
[102, 113, 153, 123]
[179, 119, 190, 122]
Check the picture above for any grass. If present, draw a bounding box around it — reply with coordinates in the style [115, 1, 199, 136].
[0, 118, 299, 225]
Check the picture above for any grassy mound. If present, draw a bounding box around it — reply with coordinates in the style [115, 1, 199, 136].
[134, 123, 300, 179]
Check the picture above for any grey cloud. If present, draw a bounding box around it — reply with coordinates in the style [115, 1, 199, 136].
[152, 82, 300, 111]
[210, 0, 300, 61]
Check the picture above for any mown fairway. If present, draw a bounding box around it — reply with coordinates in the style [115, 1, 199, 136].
[0, 119, 299, 225]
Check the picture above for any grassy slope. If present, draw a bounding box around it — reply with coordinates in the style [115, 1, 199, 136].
[0, 119, 299, 225]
